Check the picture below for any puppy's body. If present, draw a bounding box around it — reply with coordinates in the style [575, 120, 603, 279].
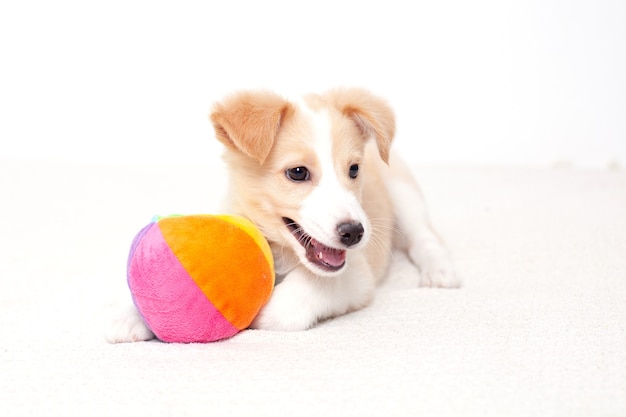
[106, 88, 459, 342]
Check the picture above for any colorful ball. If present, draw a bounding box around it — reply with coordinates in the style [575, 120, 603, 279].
[127, 214, 274, 343]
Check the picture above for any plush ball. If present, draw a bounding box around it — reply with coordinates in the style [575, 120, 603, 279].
[127, 214, 274, 343]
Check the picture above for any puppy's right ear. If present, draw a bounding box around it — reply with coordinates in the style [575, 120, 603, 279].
[328, 88, 395, 164]
[210, 91, 294, 164]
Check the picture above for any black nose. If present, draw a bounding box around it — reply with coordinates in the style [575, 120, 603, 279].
[337, 222, 364, 247]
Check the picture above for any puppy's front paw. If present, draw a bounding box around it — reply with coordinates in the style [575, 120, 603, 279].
[249, 284, 317, 331]
[250, 301, 315, 332]
[105, 306, 155, 343]
[410, 246, 461, 288]
[420, 264, 461, 288]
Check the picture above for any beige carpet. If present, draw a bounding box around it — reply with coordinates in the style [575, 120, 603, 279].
[1, 160, 624, 416]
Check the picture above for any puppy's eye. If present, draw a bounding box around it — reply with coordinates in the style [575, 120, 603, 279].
[286, 166, 310, 182]
[349, 164, 359, 179]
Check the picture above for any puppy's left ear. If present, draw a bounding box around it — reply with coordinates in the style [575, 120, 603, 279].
[329, 88, 396, 164]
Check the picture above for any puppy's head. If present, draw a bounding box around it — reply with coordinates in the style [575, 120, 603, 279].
[210, 88, 395, 277]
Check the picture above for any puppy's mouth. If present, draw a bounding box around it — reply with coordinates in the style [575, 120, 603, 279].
[282, 217, 346, 272]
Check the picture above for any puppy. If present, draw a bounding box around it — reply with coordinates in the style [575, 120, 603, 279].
[106, 88, 459, 342]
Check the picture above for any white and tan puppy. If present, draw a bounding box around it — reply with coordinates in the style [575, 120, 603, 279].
[106, 88, 459, 342]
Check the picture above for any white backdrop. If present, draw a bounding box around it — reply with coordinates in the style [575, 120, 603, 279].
[1, 0, 625, 168]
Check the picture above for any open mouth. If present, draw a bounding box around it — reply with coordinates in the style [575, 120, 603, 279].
[283, 217, 346, 272]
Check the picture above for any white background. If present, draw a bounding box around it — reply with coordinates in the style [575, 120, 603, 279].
[1, 0, 624, 168]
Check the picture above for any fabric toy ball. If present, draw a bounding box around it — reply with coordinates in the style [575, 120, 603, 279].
[127, 214, 274, 343]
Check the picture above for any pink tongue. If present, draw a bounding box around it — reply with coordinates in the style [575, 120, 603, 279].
[308, 239, 346, 267]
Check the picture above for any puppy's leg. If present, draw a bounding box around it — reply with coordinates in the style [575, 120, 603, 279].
[105, 305, 155, 343]
[386, 159, 460, 288]
[251, 253, 375, 330]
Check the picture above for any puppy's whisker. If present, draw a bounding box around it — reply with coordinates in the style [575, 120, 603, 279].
[365, 233, 395, 259]
[368, 218, 406, 241]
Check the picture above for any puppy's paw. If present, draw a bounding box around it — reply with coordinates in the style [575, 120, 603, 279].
[410, 246, 461, 289]
[249, 284, 317, 331]
[419, 266, 461, 288]
[105, 306, 155, 343]
[250, 300, 315, 331]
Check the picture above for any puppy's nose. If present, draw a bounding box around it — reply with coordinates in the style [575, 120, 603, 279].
[337, 222, 364, 247]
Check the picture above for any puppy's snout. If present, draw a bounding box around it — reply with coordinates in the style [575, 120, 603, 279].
[337, 222, 364, 247]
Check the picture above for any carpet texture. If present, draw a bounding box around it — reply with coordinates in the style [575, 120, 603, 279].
[1, 160, 624, 417]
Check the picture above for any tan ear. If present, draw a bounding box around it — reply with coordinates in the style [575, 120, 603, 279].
[210, 91, 294, 164]
[328, 88, 395, 164]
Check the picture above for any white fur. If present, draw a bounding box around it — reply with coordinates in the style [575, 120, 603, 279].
[298, 183, 369, 253]
[297, 108, 370, 258]
[251, 252, 375, 330]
